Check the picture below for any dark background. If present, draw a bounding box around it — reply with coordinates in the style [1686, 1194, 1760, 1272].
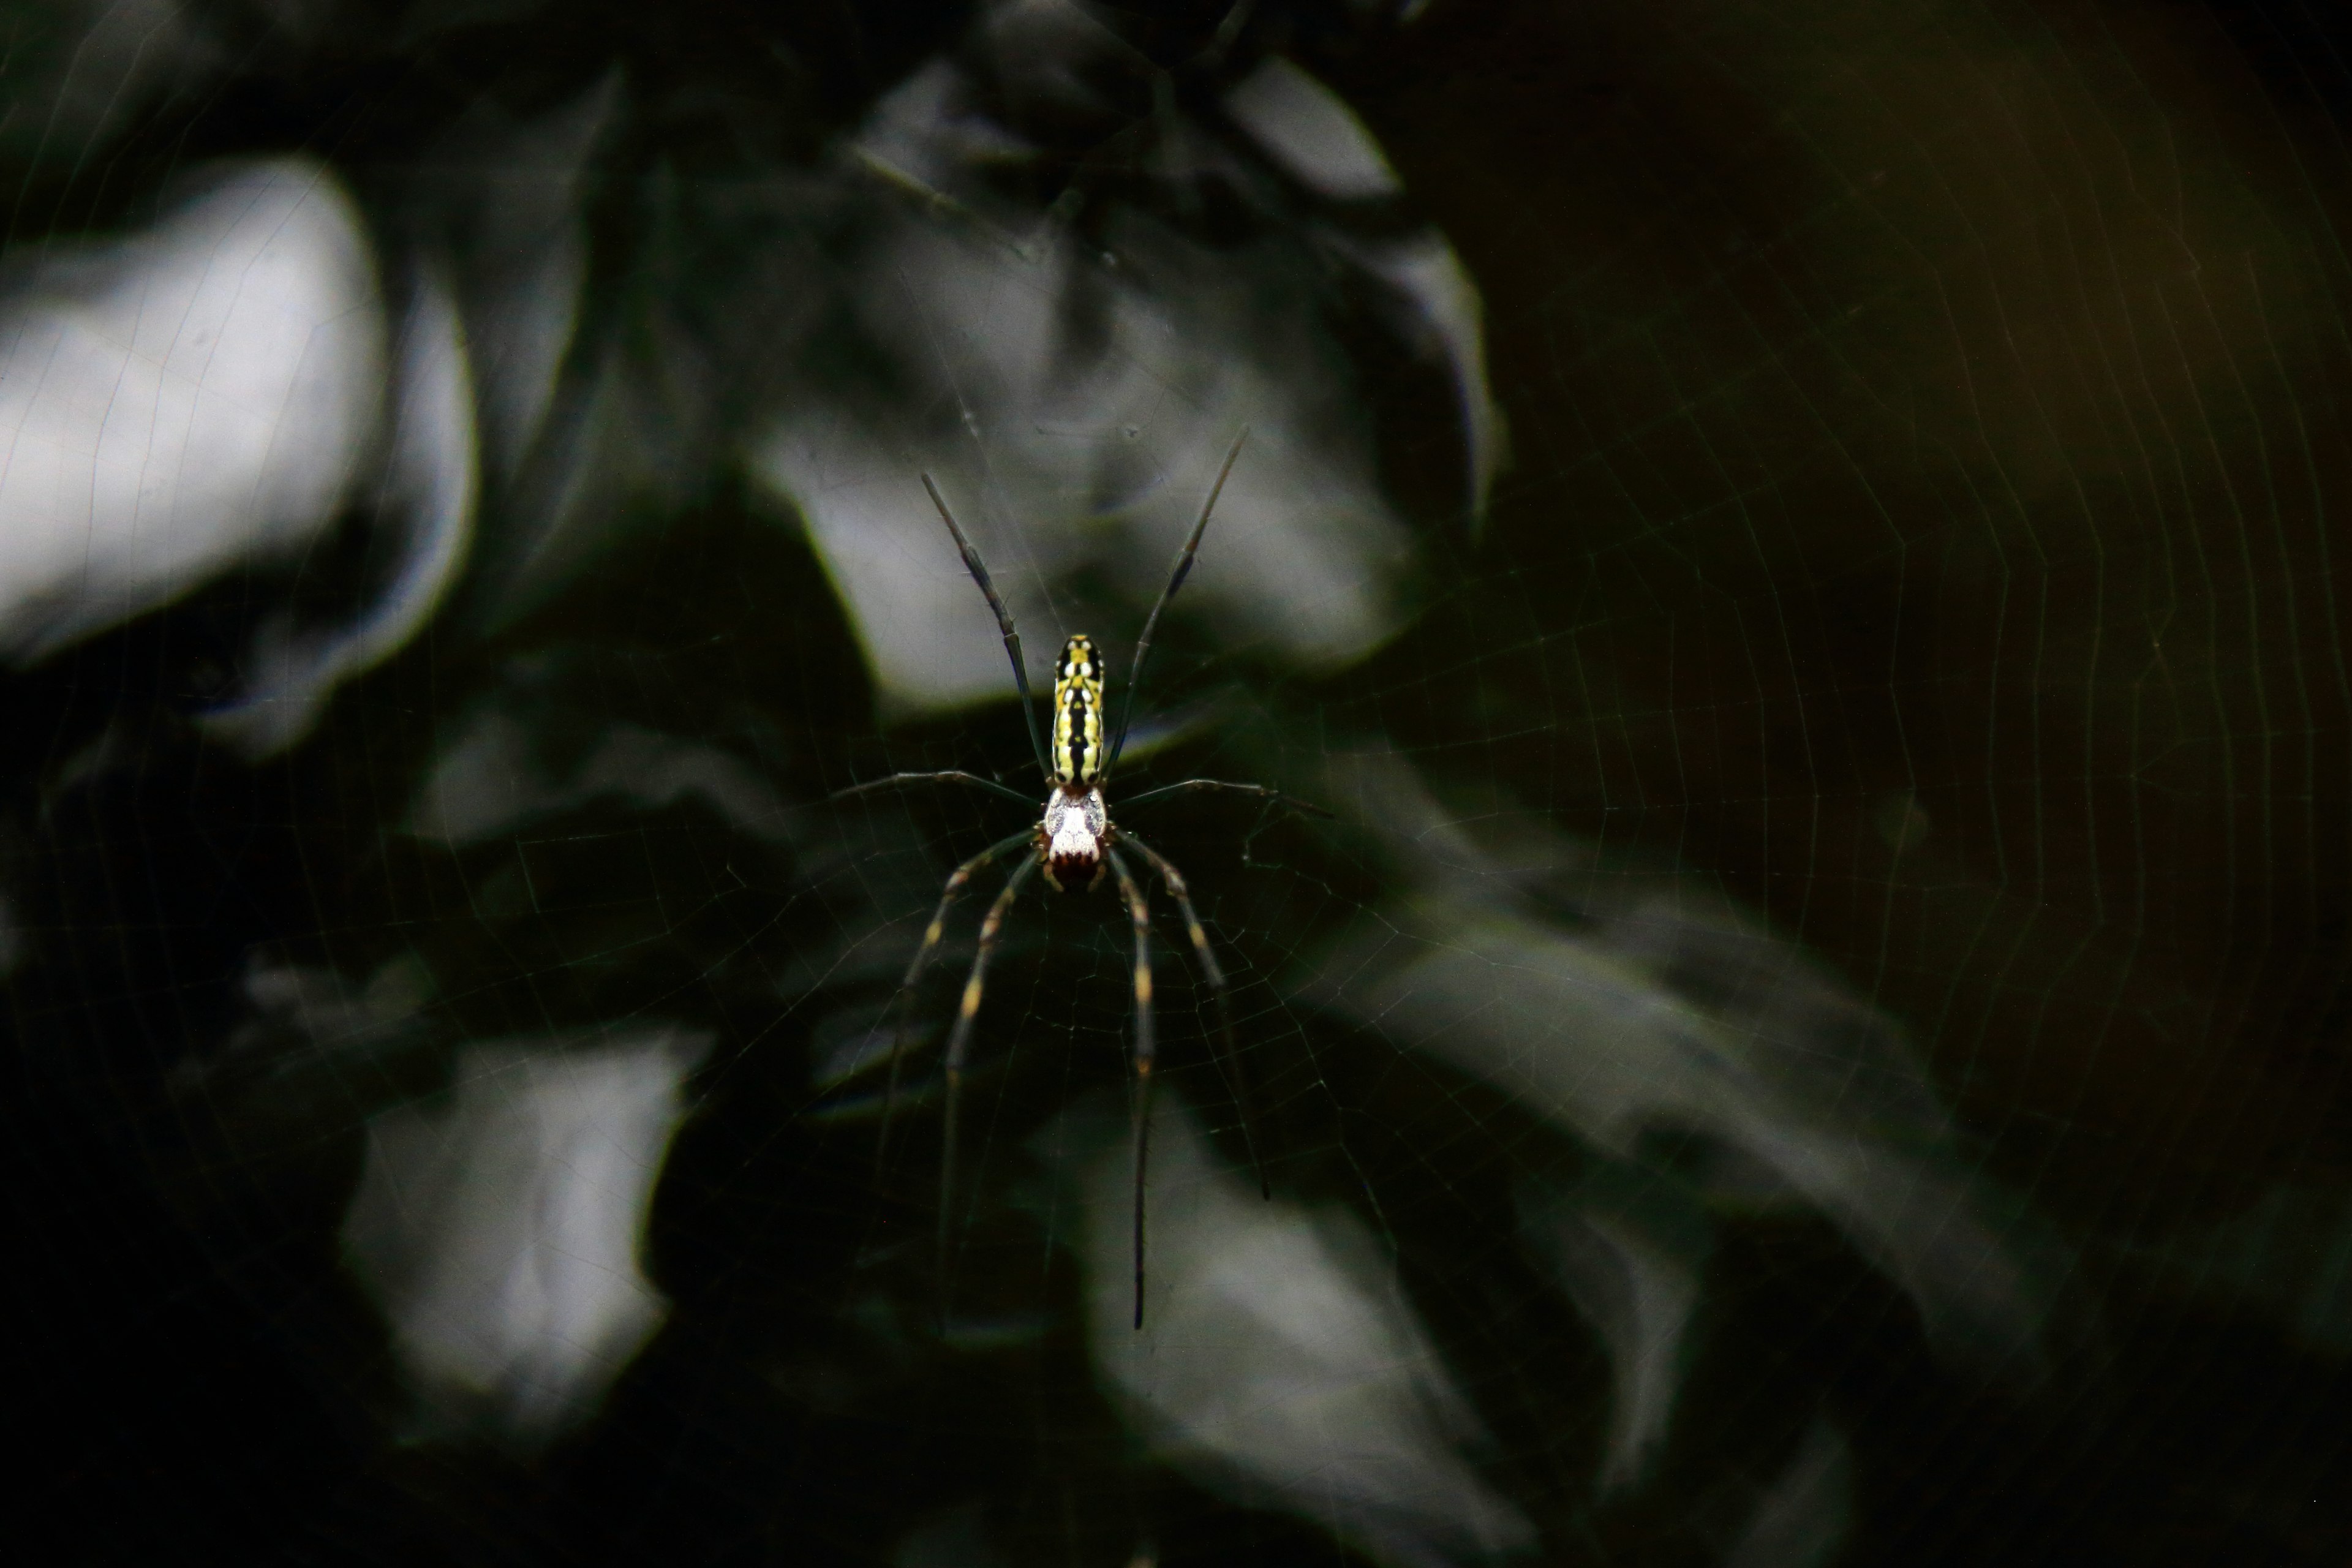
[7, 1, 2351, 1562]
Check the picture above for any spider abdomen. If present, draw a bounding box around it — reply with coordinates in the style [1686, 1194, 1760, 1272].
[1052, 633, 1106, 786]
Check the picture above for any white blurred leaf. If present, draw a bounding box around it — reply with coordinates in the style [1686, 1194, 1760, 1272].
[1223, 55, 1405, 201]
[407, 686, 788, 846]
[1723, 1419, 1852, 1568]
[1037, 1093, 1536, 1568]
[0, 159, 386, 658]
[2124, 1181, 2352, 1359]
[207, 258, 478, 755]
[342, 1026, 709, 1449]
[1308, 752, 2057, 1382]
[1517, 1169, 1711, 1491]
[450, 75, 617, 486]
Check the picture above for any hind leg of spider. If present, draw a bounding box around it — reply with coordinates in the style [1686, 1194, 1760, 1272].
[872, 829, 1037, 1183]
[935, 852, 1042, 1322]
[1115, 778, 1333, 818]
[835, 772, 1037, 810]
[1104, 847, 1158, 1329]
[1114, 829, 1268, 1200]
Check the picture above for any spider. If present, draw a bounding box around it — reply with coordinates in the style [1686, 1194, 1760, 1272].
[837, 429, 1328, 1329]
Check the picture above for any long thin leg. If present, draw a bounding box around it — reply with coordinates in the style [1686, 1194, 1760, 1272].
[936, 853, 1042, 1319]
[924, 473, 1052, 781]
[1115, 829, 1268, 1200]
[835, 770, 1036, 810]
[1106, 428, 1248, 779]
[873, 829, 1037, 1182]
[1106, 846, 1157, 1330]
[1115, 778, 1333, 817]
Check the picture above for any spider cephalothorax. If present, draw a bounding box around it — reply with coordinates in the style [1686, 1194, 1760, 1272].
[837, 431, 1329, 1327]
[1041, 778, 1109, 891]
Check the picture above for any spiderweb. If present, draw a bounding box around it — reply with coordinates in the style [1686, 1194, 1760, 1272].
[6, 1, 2351, 1565]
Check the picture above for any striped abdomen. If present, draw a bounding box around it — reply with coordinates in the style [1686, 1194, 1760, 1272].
[1052, 633, 1106, 786]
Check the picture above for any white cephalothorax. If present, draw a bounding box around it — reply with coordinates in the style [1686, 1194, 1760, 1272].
[1042, 783, 1109, 891]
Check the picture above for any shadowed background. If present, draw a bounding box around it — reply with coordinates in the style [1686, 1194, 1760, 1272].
[2, 1, 2348, 1564]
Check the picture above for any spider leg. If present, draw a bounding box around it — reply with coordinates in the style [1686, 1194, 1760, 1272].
[924, 474, 1053, 781]
[1114, 828, 1268, 1200]
[835, 770, 1036, 809]
[873, 829, 1038, 1182]
[1105, 427, 1248, 780]
[1114, 778, 1333, 818]
[936, 851, 1042, 1319]
[1105, 846, 1157, 1330]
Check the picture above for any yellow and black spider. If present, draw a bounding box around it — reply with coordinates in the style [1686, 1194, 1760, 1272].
[838, 430, 1327, 1329]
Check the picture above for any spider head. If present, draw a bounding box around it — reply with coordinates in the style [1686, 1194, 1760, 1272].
[1041, 784, 1108, 892]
